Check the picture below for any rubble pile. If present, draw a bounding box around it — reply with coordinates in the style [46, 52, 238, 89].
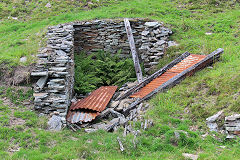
[206, 111, 240, 139]
[225, 114, 240, 138]
[67, 81, 154, 133]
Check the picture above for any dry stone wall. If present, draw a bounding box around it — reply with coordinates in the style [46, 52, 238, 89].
[74, 19, 172, 73]
[32, 23, 75, 124]
[31, 19, 173, 125]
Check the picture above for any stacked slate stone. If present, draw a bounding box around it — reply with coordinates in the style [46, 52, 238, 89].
[73, 20, 142, 56]
[139, 22, 172, 73]
[74, 19, 172, 74]
[31, 24, 74, 124]
[224, 114, 240, 138]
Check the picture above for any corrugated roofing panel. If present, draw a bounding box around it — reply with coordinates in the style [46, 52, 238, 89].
[67, 110, 99, 123]
[71, 86, 118, 112]
[130, 54, 207, 98]
[168, 54, 206, 73]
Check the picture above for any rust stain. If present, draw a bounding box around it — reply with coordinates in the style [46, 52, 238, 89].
[131, 54, 207, 98]
[67, 86, 117, 124]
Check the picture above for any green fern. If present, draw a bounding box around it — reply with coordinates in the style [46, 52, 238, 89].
[74, 50, 143, 95]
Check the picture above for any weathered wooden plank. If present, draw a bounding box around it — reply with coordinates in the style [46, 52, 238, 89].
[116, 51, 190, 101]
[123, 48, 224, 116]
[124, 18, 143, 83]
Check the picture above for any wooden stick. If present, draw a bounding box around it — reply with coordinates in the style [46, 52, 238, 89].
[124, 18, 143, 83]
[117, 137, 125, 152]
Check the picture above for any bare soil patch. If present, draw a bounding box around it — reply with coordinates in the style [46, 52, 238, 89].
[0, 64, 34, 86]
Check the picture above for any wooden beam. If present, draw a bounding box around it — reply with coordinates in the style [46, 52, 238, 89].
[123, 48, 224, 116]
[124, 18, 143, 83]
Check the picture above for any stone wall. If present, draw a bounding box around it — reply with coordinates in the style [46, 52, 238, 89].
[31, 23, 74, 124]
[225, 114, 240, 138]
[31, 19, 173, 124]
[74, 19, 172, 73]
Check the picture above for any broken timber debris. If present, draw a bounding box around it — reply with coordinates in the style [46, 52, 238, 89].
[124, 18, 143, 83]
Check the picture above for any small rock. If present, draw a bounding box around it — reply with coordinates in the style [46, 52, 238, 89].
[87, 2, 94, 5]
[36, 76, 48, 89]
[45, 3, 51, 8]
[92, 123, 106, 130]
[55, 50, 67, 56]
[206, 110, 224, 123]
[207, 66, 213, 69]
[109, 100, 120, 108]
[182, 153, 198, 160]
[115, 99, 134, 112]
[156, 40, 166, 46]
[22, 101, 30, 105]
[145, 22, 159, 27]
[33, 92, 48, 99]
[206, 122, 218, 132]
[205, 32, 213, 35]
[201, 133, 208, 139]
[126, 81, 138, 88]
[85, 128, 98, 133]
[39, 113, 45, 117]
[168, 41, 179, 47]
[225, 114, 240, 121]
[12, 17, 18, 20]
[141, 31, 149, 36]
[174, 131, 180, 139]
[31, 71, 48, 76]
[48, 115, 62, 131]
[20, 56, 27, 63]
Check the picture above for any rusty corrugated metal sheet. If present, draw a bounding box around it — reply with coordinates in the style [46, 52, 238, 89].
[168, 54, 206, 73]
[130, 54, 207, 98]
[71, 86, 118, 112]
[67, 110, 99, 123]
[67, 86, 117, 124]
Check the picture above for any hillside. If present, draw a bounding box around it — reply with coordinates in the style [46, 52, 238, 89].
[0, 0, 240, 159]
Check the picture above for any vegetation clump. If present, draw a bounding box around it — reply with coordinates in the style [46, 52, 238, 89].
[74, 51, 138, 95]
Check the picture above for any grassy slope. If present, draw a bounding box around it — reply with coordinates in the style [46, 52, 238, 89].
[0, 0, 240, 159]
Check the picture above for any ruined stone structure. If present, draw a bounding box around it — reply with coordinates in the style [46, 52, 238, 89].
[31, 19, 173, 125]
[74, 19, 172, 73]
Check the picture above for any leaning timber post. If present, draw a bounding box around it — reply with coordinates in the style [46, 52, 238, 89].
[124, 18, 143, 83]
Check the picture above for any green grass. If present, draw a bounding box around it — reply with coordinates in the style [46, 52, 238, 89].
[0, 87, 33, 105]
[0, 0, 240, 159]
